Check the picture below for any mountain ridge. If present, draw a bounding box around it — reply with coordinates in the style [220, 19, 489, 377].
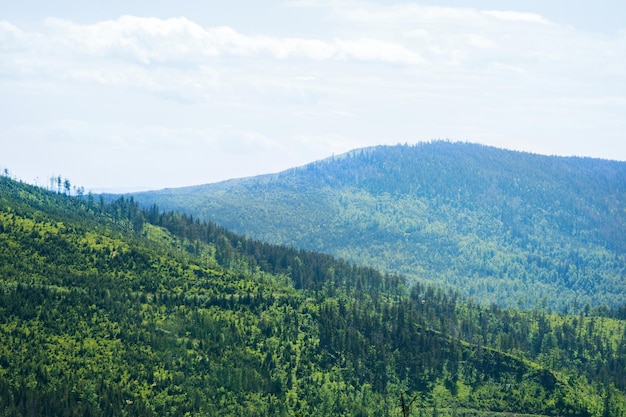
[130, 141, 626, 311]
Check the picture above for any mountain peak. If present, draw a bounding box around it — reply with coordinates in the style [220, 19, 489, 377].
[131, 141, 626, 310]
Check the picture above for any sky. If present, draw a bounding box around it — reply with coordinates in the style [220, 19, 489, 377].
[1, 0, 625, 192]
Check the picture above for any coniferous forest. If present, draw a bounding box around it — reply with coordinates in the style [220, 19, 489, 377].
[1, 170, 626, 416]
[131, 141, 626, 311]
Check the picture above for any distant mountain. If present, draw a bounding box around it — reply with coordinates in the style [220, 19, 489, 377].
[131, 141, 626, 311]
[2, 173, 626, 416]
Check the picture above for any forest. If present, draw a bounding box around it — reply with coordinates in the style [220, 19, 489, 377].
[1, 172, 626, 416]
[130, 141, 626, 311]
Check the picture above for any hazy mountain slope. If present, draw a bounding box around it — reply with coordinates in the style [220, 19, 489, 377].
[131, 141, 626, 311]
[2, 174, 626, 416]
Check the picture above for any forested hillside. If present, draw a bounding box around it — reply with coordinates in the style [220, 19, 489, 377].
[131, 141, 626, 311]
[2, 173, 626, 416]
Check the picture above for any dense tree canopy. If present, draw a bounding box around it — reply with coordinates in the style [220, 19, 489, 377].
[131, 141, 626, 311]
[1, 174, 626, 416]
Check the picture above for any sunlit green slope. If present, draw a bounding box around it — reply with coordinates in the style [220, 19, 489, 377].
[131, 141, 626, 311]
[1, 174, 626, 416]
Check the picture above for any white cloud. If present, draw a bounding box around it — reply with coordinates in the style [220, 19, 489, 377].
[43, 16, 220, 63]
[0, 14, 428, 105]
[482, 10, 551, 25]
[465, 34, 497, 49]
[3, 16, 420, 67]
[1, 10, 617, 92]
[0, 21, 26, 50]
[335, 38, 424, 64]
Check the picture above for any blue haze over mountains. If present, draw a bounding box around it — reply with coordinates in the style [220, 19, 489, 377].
[129, 141, 626, 311]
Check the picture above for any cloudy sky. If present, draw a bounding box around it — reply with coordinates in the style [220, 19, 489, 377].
[2, 1, 625, 191]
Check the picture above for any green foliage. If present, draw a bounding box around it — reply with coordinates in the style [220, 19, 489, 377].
[131, 141, 626, 311]
[0, 174, 626, 416]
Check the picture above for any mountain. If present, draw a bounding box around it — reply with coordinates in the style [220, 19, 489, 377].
[2, 173, 626, 416]
[130, 141, 626, 312]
